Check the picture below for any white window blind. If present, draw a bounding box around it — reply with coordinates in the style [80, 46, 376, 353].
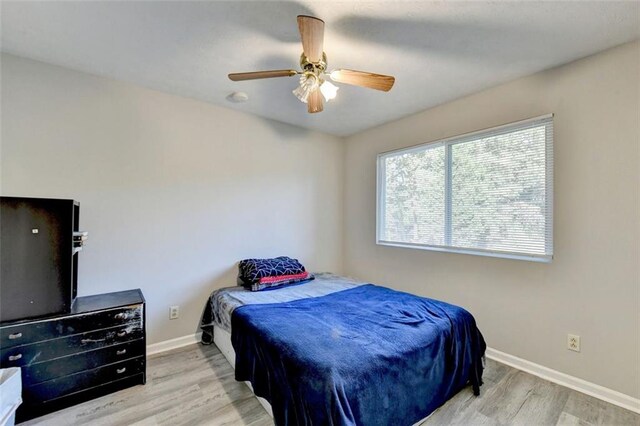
[377, 115, 553, 262]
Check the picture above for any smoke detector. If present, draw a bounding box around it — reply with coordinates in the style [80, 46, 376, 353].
[226, 91, 249, 103]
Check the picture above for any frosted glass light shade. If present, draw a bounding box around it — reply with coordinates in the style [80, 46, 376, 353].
[292, 74, 319, 103]
[320, 80, 339, 101]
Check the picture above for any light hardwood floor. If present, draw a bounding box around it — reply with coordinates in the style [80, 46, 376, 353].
[24, 344, 639, 426]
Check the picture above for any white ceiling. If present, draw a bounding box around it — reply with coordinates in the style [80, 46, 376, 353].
[2, 1, 639, 136]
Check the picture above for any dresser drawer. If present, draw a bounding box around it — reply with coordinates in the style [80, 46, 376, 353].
[1, 322, 143, 368]
[21, 339, 145, 386]
[1, 304, 143, 349]
[17, 373, 145, 423]
[23, 356, 145, 403]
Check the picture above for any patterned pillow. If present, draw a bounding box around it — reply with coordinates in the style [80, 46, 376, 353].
[238, 256, 306, 286]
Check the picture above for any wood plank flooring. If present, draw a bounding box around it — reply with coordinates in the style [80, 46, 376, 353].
[24, 343, 639, 426]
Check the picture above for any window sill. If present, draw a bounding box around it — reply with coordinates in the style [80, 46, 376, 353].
[376, 240, 552, 263]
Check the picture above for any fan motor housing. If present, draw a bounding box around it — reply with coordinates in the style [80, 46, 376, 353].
[300, 52, 327, 74]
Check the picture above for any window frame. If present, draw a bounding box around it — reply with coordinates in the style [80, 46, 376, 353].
[376, 114, 554, 263]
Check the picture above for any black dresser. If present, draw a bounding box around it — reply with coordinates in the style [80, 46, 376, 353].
[0, 289, 146, 423]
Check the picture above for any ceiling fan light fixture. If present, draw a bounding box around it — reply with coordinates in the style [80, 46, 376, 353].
[228, 15, 395, 113]
[292, 72, 319, 103]
[320, 80, 339, 102]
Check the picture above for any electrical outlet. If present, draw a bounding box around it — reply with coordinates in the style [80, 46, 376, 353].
[169, 305, 179, 320]
[567, 334, 580, 352]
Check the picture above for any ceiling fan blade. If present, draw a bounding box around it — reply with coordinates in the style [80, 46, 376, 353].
[307, 88, 323, 113]
[297, 15, 324, 63]
[228, 70, 298, 81]
[330, 69, 395, 92]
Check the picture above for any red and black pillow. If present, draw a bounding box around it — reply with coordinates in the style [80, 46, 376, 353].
[238, 256, 314, 291]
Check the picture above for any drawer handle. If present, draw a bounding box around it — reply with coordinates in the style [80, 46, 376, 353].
[117, 330, 128, 337]
[8, 332, 22, 340]
[114, 312, 128, 320]
[116, 367, 127, 374]
[116, 349, 127, 356]
[8, 354, 22, 362]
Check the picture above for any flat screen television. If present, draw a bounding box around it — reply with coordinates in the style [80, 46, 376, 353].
[0, 197, 81, 323]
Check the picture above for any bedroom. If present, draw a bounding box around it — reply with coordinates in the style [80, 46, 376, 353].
[0, 1, 638, 425]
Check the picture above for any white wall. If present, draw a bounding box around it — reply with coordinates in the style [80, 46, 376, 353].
[344, 41, 640, 398]
[2, 41, 639, 401]
[0, 54, 344, 344]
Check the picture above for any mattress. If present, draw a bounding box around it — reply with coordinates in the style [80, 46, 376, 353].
[201, 272, 364, 336]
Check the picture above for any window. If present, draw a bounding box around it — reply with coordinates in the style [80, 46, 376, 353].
[377, 115, 553, 262]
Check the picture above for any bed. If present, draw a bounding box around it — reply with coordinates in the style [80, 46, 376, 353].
[200, 273, 486, 426]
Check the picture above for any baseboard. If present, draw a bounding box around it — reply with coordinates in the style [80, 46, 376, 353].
[486, 347, 640, 414]
[146, 332, 202, 356]
[145, 336, 639, 414]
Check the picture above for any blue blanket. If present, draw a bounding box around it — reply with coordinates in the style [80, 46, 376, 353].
[231, 284, 486, 426]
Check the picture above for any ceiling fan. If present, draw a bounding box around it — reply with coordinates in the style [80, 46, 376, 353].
[228, 15, 395, 114]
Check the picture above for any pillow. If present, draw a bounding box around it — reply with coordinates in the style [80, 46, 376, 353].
[247, 271, 315, 292]
[238, 256, 306, 286]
